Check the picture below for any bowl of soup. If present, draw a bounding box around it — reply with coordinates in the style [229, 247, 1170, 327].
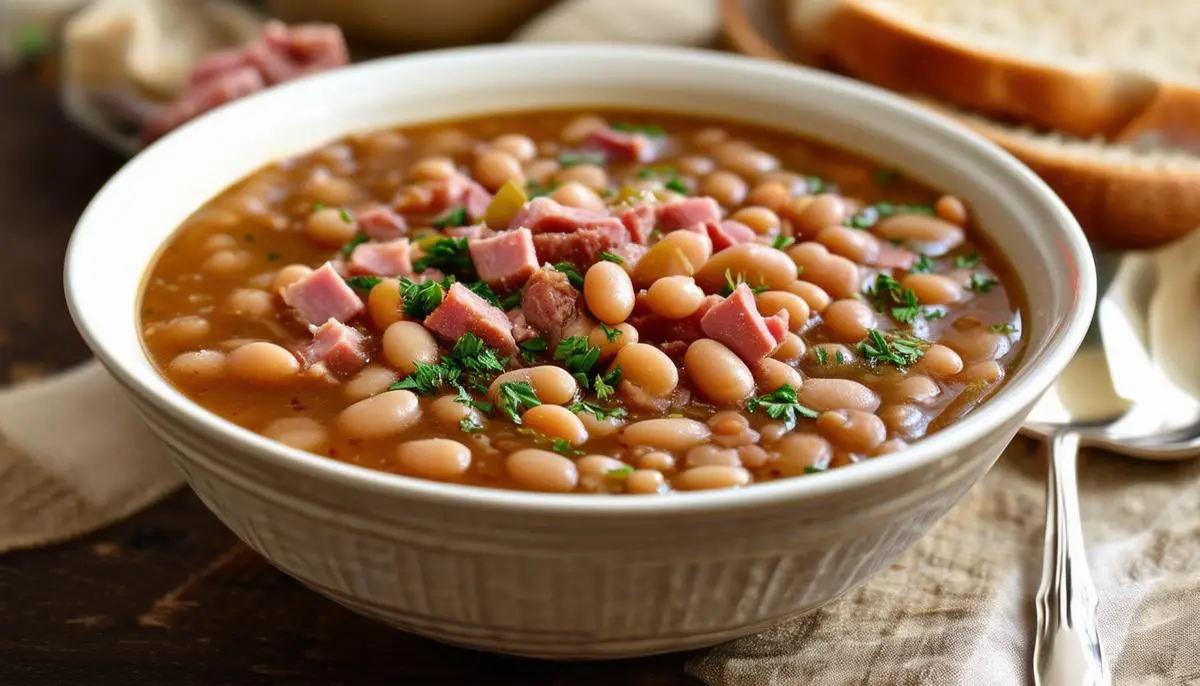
[65, 44, 1094, 658]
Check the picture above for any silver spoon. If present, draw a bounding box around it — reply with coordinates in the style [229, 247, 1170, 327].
[1021, 251, 1200, 686]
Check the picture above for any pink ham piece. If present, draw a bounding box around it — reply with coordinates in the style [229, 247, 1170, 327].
[584, 127, 663, 163]
[610, 243, 649, 271]
[507, 197, 625, 234]
[304, 319, 367, 375]
[445, 223, 490, 240]
[656, 197, 721, 232]
[143, 66, 264, 143]
[532, 226, 629, 271]
[348, 239, 412, 277]
[707, 220, 757, 251]
[424, 282, 516, 353]
[521, 266, 581, 337]
[355, 205, 407, 241]
[508, 308, 538, 343]
[244, 21, 350, 86]
[393, 173, 492, 219]
[618, 204, 656, 244]
[469, 228, 538, 290]
[281, 262, 364, 325]
[628, 294, 721, 346]
[700, 284, 787, 364]
[873, 242, 919, 270]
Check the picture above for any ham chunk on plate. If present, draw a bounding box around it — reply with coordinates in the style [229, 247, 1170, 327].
[281, 262, 364, 326]
[355, 205, 407, 241]
[469, 228, 538, 290]
[304, 319, 367, 375]
[700, 284, 788, 364]
[348, 239, 412, 277]
[707, 220, 757, 251]
[424, 282, 516, 353]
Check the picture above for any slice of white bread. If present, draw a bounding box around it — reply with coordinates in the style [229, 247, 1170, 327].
[785, 0, 1200, 248]
[787, 0, 1200, 146]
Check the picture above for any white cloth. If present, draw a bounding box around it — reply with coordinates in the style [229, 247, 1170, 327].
[6, 1, 1200, 684]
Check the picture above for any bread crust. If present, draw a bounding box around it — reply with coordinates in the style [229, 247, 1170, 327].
[797, 0, 1169, 141]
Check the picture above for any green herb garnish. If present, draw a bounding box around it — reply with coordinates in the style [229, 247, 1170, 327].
[312, 202, 327, 212]
[568, 400, 628, 422]
[496, 382, 541, 424]
[665, 177, 689, 194]
[955, 252, 983, 269]
[865, 273, 921, 325]
[459, 415, 484, 433]
[856, 329, 926, 368]
[397, 278, 446, 319]
[431, 206, 470, 228]
[924, 308, 946, 321]
[338, 208, 354, 224]
[389, 361, 461, 396]
[606, 465, 635, 479]
[552, 262, 584, 290]
[910, 254, 935, 274]
[835, 351, 847, 365]
[413, 237, 474, 278]
[599, 251, 625, 265]
[805, 176, 826, 193]
[559, 152, 607, 167]
[500, 290, 524, 310]
[448, 333, 508, 379]
[771, 235, 796, 250]
[526, 180, 560, 198]
[803, 465, 827, 474]
[745, 384, 818, 430]
[598, 323, 622, 343]
[815, 347, 828, 366]
[550, 438, 583, 456]
[464, 280, 502, 307]
[454, 385, 495, 414]
[345, 275, 382, 292]
[988, 323, 1018, 334]
[594, 366, 621, 400]
[720, 269, 769, 297]
[968, 273, 998, 294]
[554, 336, 601, 381]
[847, 202, 936, 230]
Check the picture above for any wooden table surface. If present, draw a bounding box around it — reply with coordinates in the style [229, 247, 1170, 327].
[0, 67, 700, 686]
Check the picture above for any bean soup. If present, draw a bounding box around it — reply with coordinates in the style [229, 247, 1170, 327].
[140, 110, 1024, 495]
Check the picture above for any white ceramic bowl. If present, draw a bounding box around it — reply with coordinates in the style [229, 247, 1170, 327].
[65, 44, 1094, 659]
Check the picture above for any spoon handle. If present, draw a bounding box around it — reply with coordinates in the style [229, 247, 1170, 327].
[1033, 430, 1110, 686]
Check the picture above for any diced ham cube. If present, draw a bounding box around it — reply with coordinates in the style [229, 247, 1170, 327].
[245, 21, 349, 86]
[424, 282, 516, 353]
[699, 284, 786, 364]
[628, 294, 721, 346]
[393, 173, 493, 220]
[348, 239, 412, 277]
[281, 262, 364, 325]
[764, 309, 790, 342]
[304, 319, 367, 375]
[508, 197, 625, 234]
[584, 127, 663, 163]
[618, 204, 657, 244]
[707, 220, 757, 251]
[521, 267, 580, 337]
[532, 225, 630, 271]
[355, 205, 407, 241]
[469, 228, 538, 290]
[656, 197, 721, 232]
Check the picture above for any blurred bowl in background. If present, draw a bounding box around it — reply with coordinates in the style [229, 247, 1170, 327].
[265, 0, 561, 49]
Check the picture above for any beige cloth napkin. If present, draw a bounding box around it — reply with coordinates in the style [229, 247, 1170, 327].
[6, 0, 1199, 683]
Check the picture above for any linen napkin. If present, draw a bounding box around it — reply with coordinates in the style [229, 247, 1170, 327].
[4, 1, 1200, 685]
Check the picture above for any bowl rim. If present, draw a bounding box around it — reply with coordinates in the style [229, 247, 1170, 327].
[65, 43, 1095, 517]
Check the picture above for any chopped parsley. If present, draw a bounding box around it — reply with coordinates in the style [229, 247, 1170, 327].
[338, 208, 354, 224]
[988, 323, 1018, 334]
[815, 347, 828, 366]
[338, 233, 369, 258]
[312, 202, 327, 211]
[552, 262, 584, 290]
[459, 415, 484, 433]
[397, 278, 446, 319]
[266, 252, 281, 262]
[598, 323, 621, 343]
[665, 177, 689, 194]
[413, 237, 474, 278]
[610, 122, 666, 137]
[805, 176, 826, 193]
[835, 351, 847, 365]
[454, 384, 495, 415]
[865, 273, 921, 325]
[599, 251, 625, 265]
[720, 269, 769, 297]
[526, 180, 560, 198]
[847, 202, 936, 230]
[345, 275, 382, 292]
[448, 333, 508, 380]
[568, 400, 628, 422]
[606, 465, 635, 479]
[745, 384, 818, 430]
[550, 438, 583, 456]
[803, 465, 827, 474]
[496, 382, 541, 424]
[554, 336, 602, 386]
[636, 165, 688, 194]
[389, 361, 461, 396]
[771, 235, 796, 250]
[954, 252, 983, 269]
[856, 329, 926, 368]
[559, 152, 607, 167]
[431, 206, 470, 228]
[518, 336, 549, 364]
[968, 273, 998, 294]
[594, 366, 621, 400]
[873, 168, 900, 186]
[910, 254, 935, 274]
[500, 290, 524, 310]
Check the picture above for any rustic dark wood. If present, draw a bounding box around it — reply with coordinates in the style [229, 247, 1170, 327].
[0, 68, 700, 686]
